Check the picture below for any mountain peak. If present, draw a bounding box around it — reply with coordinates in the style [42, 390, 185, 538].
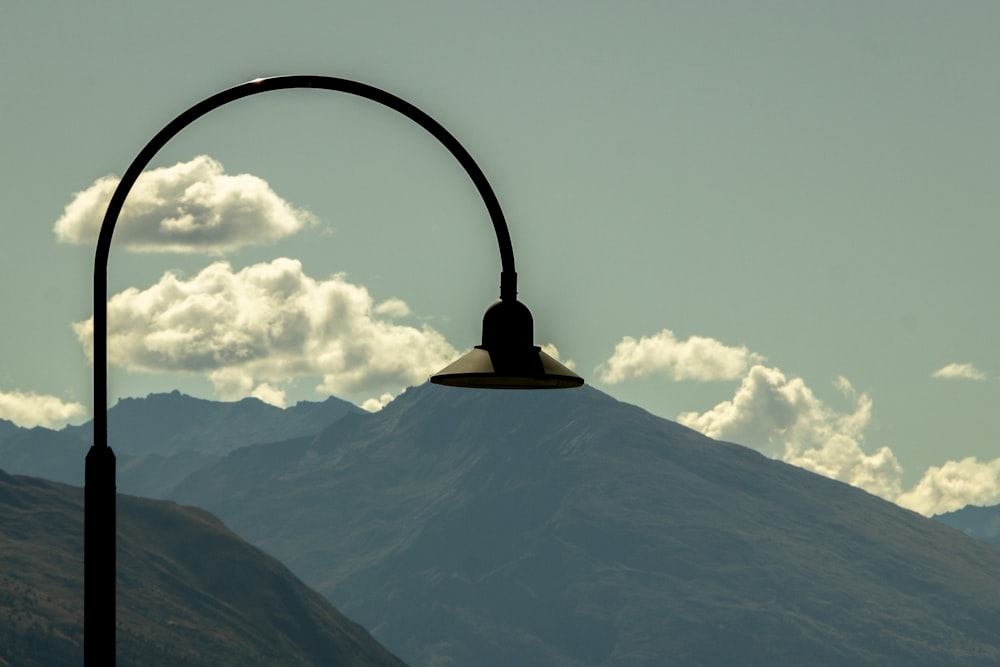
[172, 381, 1000, 665]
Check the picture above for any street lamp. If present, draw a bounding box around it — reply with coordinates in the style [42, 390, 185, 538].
[85, 74, 582, 665]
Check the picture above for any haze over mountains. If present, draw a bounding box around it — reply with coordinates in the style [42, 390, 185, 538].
[3, 385, 1000, 665]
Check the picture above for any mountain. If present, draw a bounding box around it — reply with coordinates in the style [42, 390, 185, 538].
[0, 417, 18, 442]
[0, 469, 407, 667]
[170, 383, 1000, 666]
[0, 426, 89, 484]
[64, 390, 362, 457]
[935, 504, 1000, 548]
[0, 391, 362, 496]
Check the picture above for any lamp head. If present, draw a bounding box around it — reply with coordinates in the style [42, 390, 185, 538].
[431, 298, 584, 389]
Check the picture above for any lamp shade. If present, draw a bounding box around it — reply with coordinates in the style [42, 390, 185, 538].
[431, 299, 583, 389]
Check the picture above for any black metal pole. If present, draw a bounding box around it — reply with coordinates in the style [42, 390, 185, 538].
[84, 75, 516, 665]
[83, 442, 115, 665]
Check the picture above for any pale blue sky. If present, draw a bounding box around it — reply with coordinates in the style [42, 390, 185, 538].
[2, 1, 998, 514]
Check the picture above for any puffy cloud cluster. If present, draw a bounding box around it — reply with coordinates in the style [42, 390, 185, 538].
[678, 365, 903, 500]
[601, 327, 1000, 516]
[0, 389, 87, 429]
[897, 458, 1000, 516]
[74, 258, 459, 405]
[674, 362, 1000, 515]
[931, 362, 987, 381]
[599, 329, 761, 383]
[54, 156, 314, 254]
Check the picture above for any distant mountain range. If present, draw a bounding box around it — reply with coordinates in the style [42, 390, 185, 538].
[63, 390, 362, 457]
[3, 385, 1000, 665]
[0, 390, 361, 497]
[935, 504, 1000, 548]
[0, 470, 406, 667]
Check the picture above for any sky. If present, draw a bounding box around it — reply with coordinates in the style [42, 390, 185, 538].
[2, 1, 998, 517]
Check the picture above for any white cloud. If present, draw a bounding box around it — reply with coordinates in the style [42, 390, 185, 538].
[73, 258, 459, 401]
[250, 383, 287, 408]
[361, 393, 395, 413]
[374, 298, 411, 318]
[896, 457, 1000, 516]
[541, 343, 576, 370]
[54, 155, 314, 254]
[677, 363, 1000, 515]
[0, 389, 87, 429]
[599, 329, 762, 383]
[931, 362, 987, 381]
[678, 365, 903, 500]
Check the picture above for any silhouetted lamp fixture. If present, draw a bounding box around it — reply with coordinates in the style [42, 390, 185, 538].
[430, 296, 583, 389]
[85, 74, 582, 665]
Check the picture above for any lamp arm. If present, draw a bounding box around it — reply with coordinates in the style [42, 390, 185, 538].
[85, 74, 522, 666]
[91, 74, 517, 443]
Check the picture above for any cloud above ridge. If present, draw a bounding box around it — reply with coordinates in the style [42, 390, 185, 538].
[674, 363, 1000, 515]
[678, 365, 904, 500]
[599, 329, 762, 383]
[0, 389, 87, 429]
[73, 258, 458, 403]
[598, 331, 903, 498]
[54, 155, 314, 254]
[896, 457, 1000, 515]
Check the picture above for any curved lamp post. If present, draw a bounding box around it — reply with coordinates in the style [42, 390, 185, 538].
[85, 74, 582, 664]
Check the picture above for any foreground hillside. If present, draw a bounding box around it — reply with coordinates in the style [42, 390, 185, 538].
[173, 384, 1000, 666]
[0, 470, 406, 667]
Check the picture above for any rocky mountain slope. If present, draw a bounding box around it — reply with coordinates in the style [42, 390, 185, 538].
[170, 384, 1000, 666]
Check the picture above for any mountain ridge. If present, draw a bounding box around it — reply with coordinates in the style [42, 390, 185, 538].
[0, 391, 364, 497]
[171, 383, 1000, 666]
[935, 503, 1000, 548]
[64, 390, 363, 457]
[5, 385, 1000, 664]
[0, 469, 407, 667]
